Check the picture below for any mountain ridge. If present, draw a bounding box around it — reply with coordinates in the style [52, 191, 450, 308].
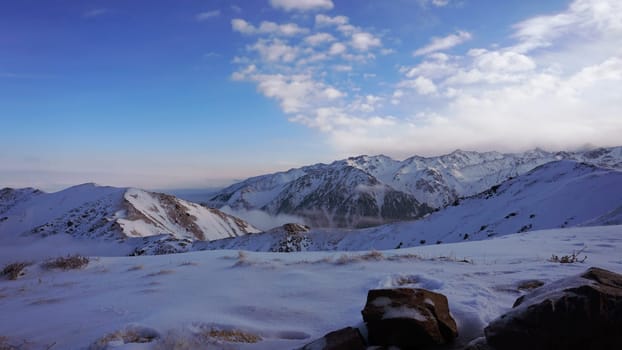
[200, 159, 622, 252]
[206, 146, 622, 228]
[0, 184, 260, 244]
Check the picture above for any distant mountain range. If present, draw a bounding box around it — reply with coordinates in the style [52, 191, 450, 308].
[201, 160, 622, 252]
[206, 146, 622, 228]
[2, 147, 621, 256]
[0, 184, 259, 246]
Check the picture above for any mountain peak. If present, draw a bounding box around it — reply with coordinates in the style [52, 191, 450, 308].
[206, 146, 622, 228]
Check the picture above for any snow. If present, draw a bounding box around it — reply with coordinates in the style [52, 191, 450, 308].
[202, 160, 622, 252]
[205, 146, 622, 228]
[119, 188, 260, 241]
[1, 224, 622, 349]
[0, 185, 259, 248]
[1, 148, 622, 349]
[0, 183, 125, 238]
[382, 306, 428, 321]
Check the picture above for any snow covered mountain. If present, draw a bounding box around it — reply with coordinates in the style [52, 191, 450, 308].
[206, 146, 622, 228]
[200, 160, 622, 252]
[0, 183, 260, 243]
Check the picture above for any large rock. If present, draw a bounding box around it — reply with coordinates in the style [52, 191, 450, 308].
[299, 327, 365, 350]
[361, 288, 458, 348]
[485, 267, 622, 350]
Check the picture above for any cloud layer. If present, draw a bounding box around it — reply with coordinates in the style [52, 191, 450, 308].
[232, 0, 622, 157]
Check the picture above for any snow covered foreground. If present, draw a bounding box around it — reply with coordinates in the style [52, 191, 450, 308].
[1, 225, 622, 349]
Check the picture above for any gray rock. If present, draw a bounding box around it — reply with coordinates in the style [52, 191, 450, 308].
[485, 267, 622, 350]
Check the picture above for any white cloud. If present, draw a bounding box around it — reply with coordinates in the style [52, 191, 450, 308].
[232, 19, 255, 34]
[333, 64, 353, 72]
[402, 53, 459, 80]
[328, 42, 347, 55]
[323, 87, 345, 99]
[238, 73, 346, 115]
[391, 89, 404, 105]
[196, 10, 220, 21]
[249, 39, 300, 63]
[304, 32, 336, 46]
[231, 64, 257, 81]
[232, 19, 308, 36]
[432, 0, 450, 6]
[220, 206, 307, 230]
[398, 76, 438, 95]
[315, 14, 349, 27]
[270, 0, 334, 12]
[473, 50, 536, 73]
[231, 0, 622, 158]
[418, 0, 451, 8]
[413, 31, 472, 56]
[258, 21, 309, 36]
[351, 32, 382, 51]
[511, 0, 622, 54]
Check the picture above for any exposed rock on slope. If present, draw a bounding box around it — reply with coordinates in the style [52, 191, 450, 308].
[0, 184, 259, 242]
[201, 160, 622, 251]
[206, 146, 622, 228]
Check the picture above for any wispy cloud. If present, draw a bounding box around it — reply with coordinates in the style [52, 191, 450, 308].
[270, 0, 334, 12]
[82, 8, 110, 19]
[196, 10, 221, 21]
[413, 30, 472, 56]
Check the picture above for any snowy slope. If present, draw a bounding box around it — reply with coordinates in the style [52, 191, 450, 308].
[1, 224, 621, 349]
[0, 184, 260, 243]
[261, 165, 432, 228]
[0, 187, 43, 216]
[201, 160, 622, 252]
[206, 146, 622, 228]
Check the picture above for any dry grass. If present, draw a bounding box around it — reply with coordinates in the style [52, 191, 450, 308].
[144, 269, 175, 278]
[549, 247, 587, 263]
[1, 262, 31, 280]
[155, 325, 262, 350]
[127, 265, 144, 272]
[233, 251, 253, 267]
[202, 328, 262, 343]
[90, 326, 160, 350]
[335, 250, 385, 265]
[42, 255, 89, 270]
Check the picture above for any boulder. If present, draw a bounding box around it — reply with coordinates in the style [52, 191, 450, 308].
[361, 288, 458, 348]
[299, 327, 365, 350]
[485, 267, 622, 350]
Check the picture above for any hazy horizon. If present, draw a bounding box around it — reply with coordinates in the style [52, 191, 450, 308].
[2, 0, 621, 190]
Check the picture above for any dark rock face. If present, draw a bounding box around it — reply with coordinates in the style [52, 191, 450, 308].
[299, 327, 366, 350]
[361, 288, 458, 348]
[485, 267, 622, 350]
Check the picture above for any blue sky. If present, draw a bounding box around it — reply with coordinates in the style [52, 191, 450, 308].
[1, 0, 621, 190]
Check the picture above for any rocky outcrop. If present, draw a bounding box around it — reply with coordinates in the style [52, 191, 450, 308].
[268, 223, 312, 252]
[361, 288, 458, 348]
[484, 267, 622, 350]
[299, 327, 365, 350]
